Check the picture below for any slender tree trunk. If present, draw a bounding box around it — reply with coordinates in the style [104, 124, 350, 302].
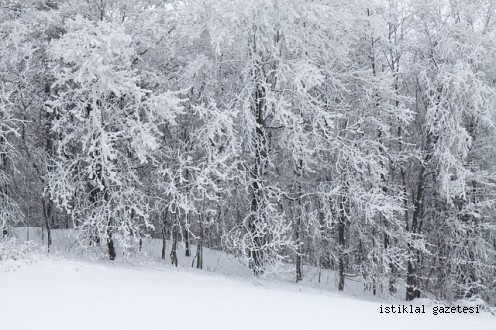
[41, 198, 52, 253]
[337, 196, 347, 291]
[249, 78, 267, 276]
[0, 120, 8, 239]
[0, 120, 6, 170]
[294, 159, 304, 282]
[107, 224, 116, 260]
[184, 226, 190, 257]
[295, 216, 302, 282]
[161, 228, 167, 260]
[196, 218, 203, 269]
[318, 198, 331, 270]
[406, 130, 435, 300]
[384, 232, 397, 295]
[104, 186, 115, 260]
[293, 194, 303, 283]
[43, 81, 55, 254]
[246, 27, 270, 276]
[406, 168, 425, 301]
[170, 217, 178, 267]
[161, 210, 167, 260]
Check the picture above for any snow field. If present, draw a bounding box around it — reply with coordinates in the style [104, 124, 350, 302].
[0, 257, 494, 330]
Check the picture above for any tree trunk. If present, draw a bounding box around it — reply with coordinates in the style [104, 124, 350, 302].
[196, 219, 203, 269]
[406, 169, 425, 301]
[337, 219, 346, 291]
[184, 227, 190, 257]
[294, 160, 303, 283]
[41, 198, 52, 253]
[295, 225, 302, 282]
[249, 190, 263, 275]
[104, 186, 115, 260]
[385, 232, 397, 295]
[246, 29, 270, 275]
[337, 195, 347, 291]
[107, 225, 116, 261]
[104, 181, 115, 259]
[294, 198, 303, 283]
[161, 228, 166, 260]
[170, 221, 178, 267]
[161, 210, 167, 260]
[0, 121, 8, 240]
[248, 72, 267, 276]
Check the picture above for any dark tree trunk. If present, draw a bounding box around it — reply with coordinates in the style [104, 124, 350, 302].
[0, 121, 8, 240]
[104, 186, 115, 260]
[249, 191, 264, 275]
[317, 199, 331, 272]
[107, 226, 116, 261]
[406, 168, 425, 301]
[196, 219, 203, 269]
[371, 227, 377, 296]
[337, 195, 347, 291]
[246, 30, 270, 276]
[294, 199, 303, 283]
[385, 232, 397, 295]
[170, 222, 178, 267]
[294, 160, 303, 283]
[248, 75, 267, 276]
[295, 228, 302, 282]
[0, 124, 6, 170]
[41, 198, 52, 253]
[184, 227, 190, 257]
[42, 91, 55, 253]
[161, 211, 167, 260]
[183, 165, 191, 258]
[161, 228, 166, 260]
[104, 182, 115, 260]
[337, 223, 345, 290]
[406, 257, 421, 299]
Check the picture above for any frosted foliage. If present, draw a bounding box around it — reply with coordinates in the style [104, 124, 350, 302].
[49, 18, 139, 97]
[0, 0, 495, 306]
[0, 89, 23, 230]
[172, 0, 414, 276]
[47, 16, 183, 250]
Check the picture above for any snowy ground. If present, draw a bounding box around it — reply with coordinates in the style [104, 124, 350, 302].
[6, 227, 401, 297]
[1, 229, 495, 330]
[0, 257, 494, 330]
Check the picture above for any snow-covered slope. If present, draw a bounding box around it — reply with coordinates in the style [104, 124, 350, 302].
[0, 256, 494, 330]
[8, 228, 375, 296]
[2, 229, 495, 329]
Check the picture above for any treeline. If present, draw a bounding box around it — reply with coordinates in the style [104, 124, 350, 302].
[1, 0, 495, 304]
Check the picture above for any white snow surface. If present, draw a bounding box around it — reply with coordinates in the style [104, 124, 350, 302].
[1, 255, 494, 330]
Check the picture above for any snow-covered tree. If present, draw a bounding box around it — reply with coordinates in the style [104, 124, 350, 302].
[47, 16, 182, 259]
[0, 0, 495, 306]
[398, 0, 496, 301]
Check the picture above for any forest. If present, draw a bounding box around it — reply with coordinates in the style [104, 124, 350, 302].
[1, 0, 495, 306]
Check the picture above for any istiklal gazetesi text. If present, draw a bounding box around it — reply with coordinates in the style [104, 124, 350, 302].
[380, 305, 480, 315]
